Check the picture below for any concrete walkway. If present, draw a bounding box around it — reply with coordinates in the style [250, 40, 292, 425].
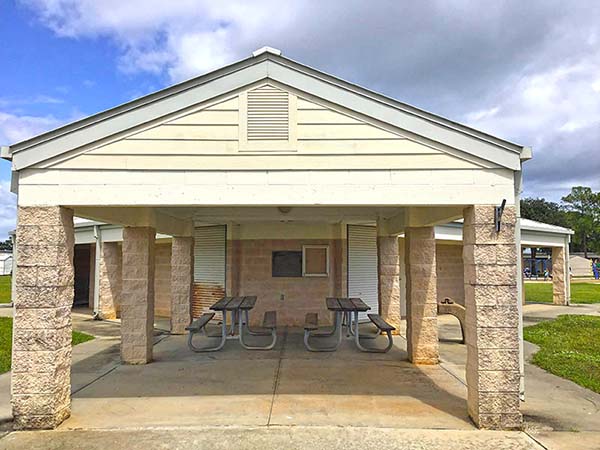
[0, 427, 543, 450]
[439, 303, 600, 449]
[1, 303, 600, 449]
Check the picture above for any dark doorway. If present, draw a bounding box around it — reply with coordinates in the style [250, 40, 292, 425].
[74, 244, 91, 307]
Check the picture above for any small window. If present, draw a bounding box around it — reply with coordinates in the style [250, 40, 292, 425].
[303, 245, 329, 277]
[272, 251, 302, 277]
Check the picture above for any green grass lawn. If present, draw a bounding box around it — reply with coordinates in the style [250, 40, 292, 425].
[0, 317, 94, 374]
[524, 315, 600, 394]
[0, 275, 11, 304]
[525, 281, 600, 303]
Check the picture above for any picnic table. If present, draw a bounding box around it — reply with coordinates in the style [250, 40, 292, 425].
[304, 297, 395, 353]
[186, 296, 277, 352]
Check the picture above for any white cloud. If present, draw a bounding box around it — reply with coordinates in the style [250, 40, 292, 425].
[0, 180, 16, 240]
[19, 0, 294, 81]
[464, 61, 600, 144]
[0, 111, 63, 145]
[0, 95, 64, 108]
[14, 0, 600, 202]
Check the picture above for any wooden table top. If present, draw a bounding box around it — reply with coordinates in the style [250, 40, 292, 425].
[210, 296, 257, 311]
[325, 297, 370, 312]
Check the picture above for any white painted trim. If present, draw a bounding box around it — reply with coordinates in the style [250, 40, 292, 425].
[302, 244, 330, 277]
[9, 55, 524, 171]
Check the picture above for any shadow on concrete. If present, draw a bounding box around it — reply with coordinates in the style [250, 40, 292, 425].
[64, 325, 472, 430]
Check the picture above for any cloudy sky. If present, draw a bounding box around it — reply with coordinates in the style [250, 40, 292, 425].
[1, 0, 599, 239]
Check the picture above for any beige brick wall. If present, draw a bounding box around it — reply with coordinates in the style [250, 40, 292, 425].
[378, 235, 401, 331]
[154, 242, 172, 317]
[237, 238, 341, 327]
[436, 243, 465, 306]
[98, 242, 121, 319]
[121, 227, 156, 364]
[170, 237, 193, 334]
[405, 227, 439, 365]
[463, 205, 521, 430]
[552, 246, 568, 305]
[13, 206, 74, 429]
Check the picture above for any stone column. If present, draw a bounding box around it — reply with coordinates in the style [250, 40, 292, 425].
[521, 249, 526, 305]
[404, 227, 439, 364]
[98, 242, 122, 319]
[170, 237, 193, 334]
[377, 235, 401, 331]
[463, 205, 521, 430]
[121, 227, 155, 364]
[552, 246, 568, 305]
[12, 206, 74, 429]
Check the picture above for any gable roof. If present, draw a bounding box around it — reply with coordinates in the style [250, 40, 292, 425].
[2, 47, 530, 171]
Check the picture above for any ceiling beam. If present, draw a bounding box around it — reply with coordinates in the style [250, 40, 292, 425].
[74, 207, 193, 237]
[382, 206, 465, 235]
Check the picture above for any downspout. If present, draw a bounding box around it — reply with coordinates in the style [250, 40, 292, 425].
[93, 225, 102, 320]
[565, 234, 571, 306]
[10, 232, 16, 307]
[514, 170, 525, 401]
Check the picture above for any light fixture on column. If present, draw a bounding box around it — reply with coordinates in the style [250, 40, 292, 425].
[495, 199, 506, 232]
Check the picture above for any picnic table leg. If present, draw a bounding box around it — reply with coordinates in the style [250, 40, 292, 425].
[242, 310, 272, 336]
[304, 311, 343, 352]
[311, 310, 339, 338]
[229, 310, 237, 336]
[354, 311, 393, 353]
[346, 312, 352, 337]
[238, 311, 277, 350]
[187, 316, 227, 352]
[347, 312, 380, 340]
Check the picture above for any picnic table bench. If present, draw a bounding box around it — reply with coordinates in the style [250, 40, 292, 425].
[304, 297, 395, 353]
[186, 296, 277, 352]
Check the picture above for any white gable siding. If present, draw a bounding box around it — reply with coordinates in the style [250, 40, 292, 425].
[16, 83, 516, 207]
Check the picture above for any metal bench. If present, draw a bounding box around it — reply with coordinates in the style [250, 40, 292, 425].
[239, 310, 278, 350]
[186, 312, 227, 352]
[437, 298, 466, 343]
[303, 313, 341, 352]
[353, 313, 395, 353]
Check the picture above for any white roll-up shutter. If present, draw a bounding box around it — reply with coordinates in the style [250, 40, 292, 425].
[347, 225, 379, 320]
[193, 225, 226, 318]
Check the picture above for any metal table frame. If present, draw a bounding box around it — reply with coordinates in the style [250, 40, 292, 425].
[304, 297, 380, 352]
[188, 296, 276, 351]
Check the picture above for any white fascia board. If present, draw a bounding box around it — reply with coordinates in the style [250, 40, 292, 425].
[521, 230, 569, 248]
[12, 55, 521, 171]
[434, 223, 463, 241]
[270, 56, 525, 154]
[1, 146, 11, 160]
[11, 62, 269, 170]
[267, 61, 521, 170]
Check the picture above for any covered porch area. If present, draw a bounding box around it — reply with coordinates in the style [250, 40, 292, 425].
[62, 312, 472, 431]
[12, 202, 522, 431]
[6, 47, 528, 432]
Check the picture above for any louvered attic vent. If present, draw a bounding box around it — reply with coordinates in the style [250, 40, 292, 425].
[247, 85, 289, 140]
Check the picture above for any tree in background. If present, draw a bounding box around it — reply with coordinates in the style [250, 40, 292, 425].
[0, 239, 12, 252]
[561, 187, 600, 258]
[520, 198, 569, 227]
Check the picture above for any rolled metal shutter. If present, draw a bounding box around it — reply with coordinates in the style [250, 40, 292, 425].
[193, 225, 226, 318]
[347, 225, 379, 320]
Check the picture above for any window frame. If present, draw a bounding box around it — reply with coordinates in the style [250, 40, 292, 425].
[302, 244, 330, 277]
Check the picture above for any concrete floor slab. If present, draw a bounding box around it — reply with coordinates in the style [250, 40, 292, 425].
[438, 308, 600, 434]
[522, 303, 600, 327]
[270, 358, 471, 429]
[529, 431, 600, 450]
[60, 328, 473, 431]
[0, 427, 543, 450]
[2, 302, 600, 449]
